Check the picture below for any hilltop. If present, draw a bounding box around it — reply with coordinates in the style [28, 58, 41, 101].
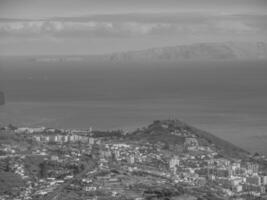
[128, 120, 249, 159]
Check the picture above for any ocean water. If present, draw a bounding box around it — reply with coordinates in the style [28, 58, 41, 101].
[0, 59, 267, 155]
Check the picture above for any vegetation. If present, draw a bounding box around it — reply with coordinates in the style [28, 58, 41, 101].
[0, 172, 24, 195]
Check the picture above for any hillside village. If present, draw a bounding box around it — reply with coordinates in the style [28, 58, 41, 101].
[0, 120, 267, 200]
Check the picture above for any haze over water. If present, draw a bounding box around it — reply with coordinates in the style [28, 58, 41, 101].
[0, 59, 267, 155]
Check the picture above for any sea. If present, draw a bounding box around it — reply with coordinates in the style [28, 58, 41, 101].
[0, 58, 267, 155]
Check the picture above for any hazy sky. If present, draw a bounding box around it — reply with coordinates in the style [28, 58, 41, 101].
[0, 0, 267, 55]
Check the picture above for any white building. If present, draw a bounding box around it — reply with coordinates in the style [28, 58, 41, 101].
[169, 156, 180, 173]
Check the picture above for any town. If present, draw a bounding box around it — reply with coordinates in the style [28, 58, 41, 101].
[0, 120, 267, 200]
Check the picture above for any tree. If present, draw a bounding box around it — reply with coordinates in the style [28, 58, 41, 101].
[39, 161, 48, 178]
[253, 152, 260, 157]
[4, 158, 11, 172]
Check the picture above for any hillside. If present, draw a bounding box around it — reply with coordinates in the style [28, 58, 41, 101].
[129, 120, 249, 159]
[1, 120, 264, 199]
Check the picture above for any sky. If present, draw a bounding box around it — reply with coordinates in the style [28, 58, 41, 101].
[0, 0, 267, 55]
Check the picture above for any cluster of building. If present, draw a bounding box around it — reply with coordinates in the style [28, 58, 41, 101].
[34, 134, 95, 144]
[0, 123, 267, 200]
[167, 137, 267, 198]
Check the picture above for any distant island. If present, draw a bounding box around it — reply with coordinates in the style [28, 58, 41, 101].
[31, 41, 267, 63]
[107, 42, 267, 62]
[1, 119, 267, 200]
